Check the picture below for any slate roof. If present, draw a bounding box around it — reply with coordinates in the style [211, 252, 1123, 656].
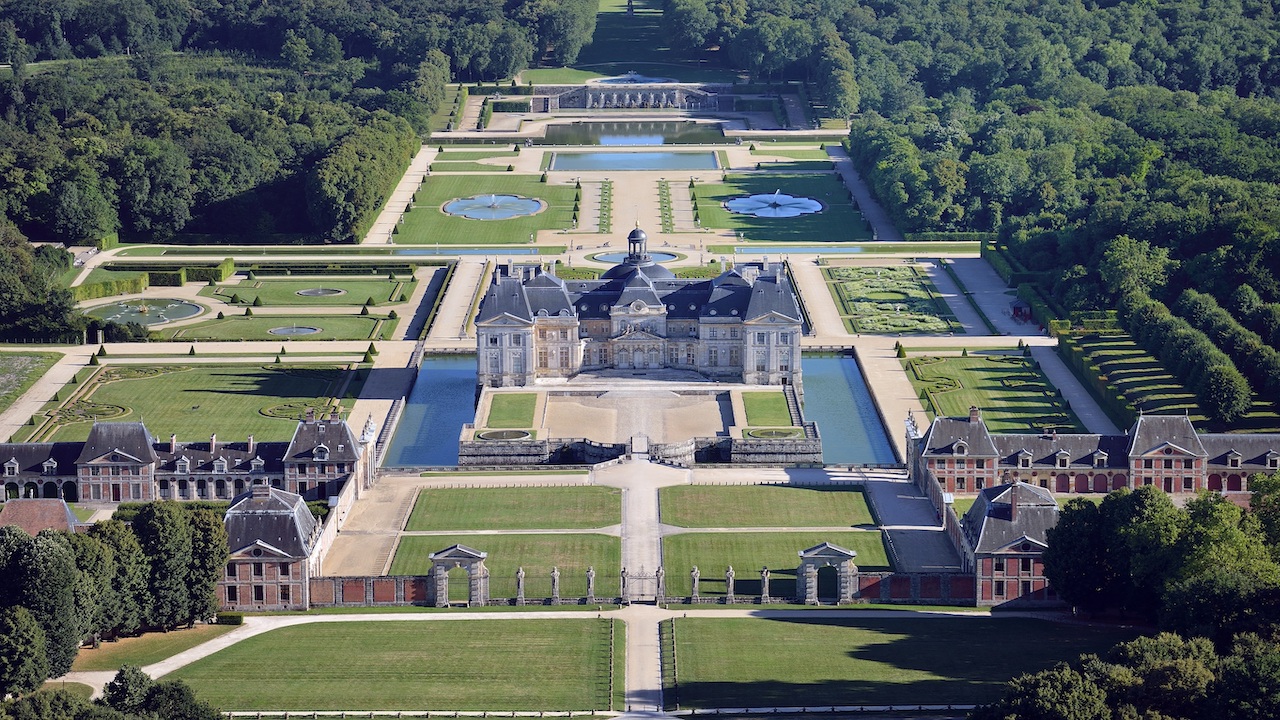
[0, 499, 78, 535]
[1200, 434, 1280, 468]
[155, 440, 287, 474]
[476, 275, 534, 323]
[283, 418, 359, 463]
[992, 433, 1131, 468]
[745, 271, 802, 322]
[961, 481, 1058, 554]
[0, 442, 82, 477]
[1129, 415, 1206, 456]
[76, 422, 160, 464]
[921, 415, 999, 457]
[225, 486, 317, 558]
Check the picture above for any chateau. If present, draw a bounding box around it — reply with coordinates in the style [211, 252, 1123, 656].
[0, 411, 375, 505]
[475, 227, 804, 387]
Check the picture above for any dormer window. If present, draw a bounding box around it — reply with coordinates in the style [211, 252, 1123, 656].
[1018, 454, 1031, 469]
[1056, 451, 1070, 468]
[1094, 452, 1108, 468]
[251, 457, 265, 472]
[213, 458, 228, 474]
[42, 459, 57, 475]
[1228, 451, 1242, 469]
[318, 424, 326, 434]
[1269, 451, 1280, 469]
[337, 445, 345, 453]
[314, 445, 329, 461]
[176, 457, 190, 474]
[3, 459, 17, 477]
[954, 441, 968, 456]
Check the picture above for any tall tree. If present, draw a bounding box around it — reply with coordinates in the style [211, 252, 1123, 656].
[0, 606, 47, 699]
[5, 534, 81, 676]
[1043, 498, 1108, 614]
[131, 502, 192, 630]
[186, 509, 228, 624]
[87, 520, 149, 637]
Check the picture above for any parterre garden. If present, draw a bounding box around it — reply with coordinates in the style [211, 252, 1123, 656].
[397, 175, 579, 244]
[903, 352, 1085, 433]
[198, 277, 415, 306]
[824, 265, 962, 334]
[693, 174, 870, 242]
[0, 352, 60, 415]
[12, 364, 361, 443]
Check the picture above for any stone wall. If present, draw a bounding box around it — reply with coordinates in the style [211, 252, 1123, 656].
[728, 437, 823, 465]
[457, 437, 628, 466]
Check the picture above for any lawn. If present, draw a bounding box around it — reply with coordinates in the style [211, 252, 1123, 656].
[904, 354, 1084, 433]
[161, 314, 396, 341]
[405, 487, 621, 530]
[659, 486, 874, 528]
[390, 534, 621, 598]
[436, 148, 519, 161]
[741, 391, 792, 427]
[521, 67, 607, 83]
[198, 278, 413, 306]
[749, 147, 832, 161]
[397, 175, 578, 245]
[173, 619, 620, 711]
[430, 161, 512, 173]
[72, 624, 238, 671]
[487, 393, 537, 428]
[670, 616, 1142, 708]
[824, 265, 962, 334]
[0, 352, 59, 415]
[662, 532, 891, 597]
[693, 174, 869, 243]
[40, 365, 356, 442]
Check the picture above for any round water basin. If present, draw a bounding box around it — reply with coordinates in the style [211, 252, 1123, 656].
[442, 194, 544, 220]
[725, 191, 824, 218]
[84, 299, 203, 326]
[296, 288, 346, 297]
[591, 251, 678, 263]
[268, 326, 322, 336]
[746, 428, 803, 439]
[478, 429, 531, 440]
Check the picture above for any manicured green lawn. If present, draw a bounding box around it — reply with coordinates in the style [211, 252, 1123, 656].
[0, 352, 59, 415]
[671, 616, 1142, 708]
[199, 278, 412, 306]
[659, 486, 874, 528]
[824, 265, 961, 334]
[173, 620, 619, 710]
[390, 534, 621, 598]
[161, 314, 395, 341]
[521, 67, 607, 83]
[430, 161, 512, 173]
[487, 393, 537, 428]
[693, 174, 869, 243]
[662, 532, 891, 597]
[397, 175, 578, 245]
[904, 354, 1084, 433]
[749, 147, 832, 161]
[741, 391, 792, 427]
[81, 267, 146, 286]
[43, 365, 356, 442]
[72, 624, 238, 671]
[405, 487, 621, 531]
[436, 148, 519, 161]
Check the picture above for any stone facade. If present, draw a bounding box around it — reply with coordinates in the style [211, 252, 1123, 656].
[475, 228, 803, 388]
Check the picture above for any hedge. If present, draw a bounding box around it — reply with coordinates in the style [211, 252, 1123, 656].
[1176, 289, 1280, 398]
[491, 99, 532, 112]
[72, 275, 149, 301]
[216, 612, 244, 625]
[904, 231, 997, 242]
[148, 269, 186, 286]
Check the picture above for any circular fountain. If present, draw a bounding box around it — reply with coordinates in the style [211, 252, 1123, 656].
[84, 299, 203, 326]
[725, 190, 824, 218]
[442, 194, 545, 220]
[268, 326, 322, 336]
[296, 288, 346, 297]
[591, 251, 679, 263]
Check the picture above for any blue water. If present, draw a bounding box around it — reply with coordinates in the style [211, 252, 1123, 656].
[593, 251, 678, 263]
[393, 248, 540, 256]
[801, 354, 898, 465]
[550, 151, 719, 171]
[382, 355, 478, 466]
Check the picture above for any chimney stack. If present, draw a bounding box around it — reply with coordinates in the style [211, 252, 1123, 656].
[969, 406, 981, 423]
[209, 433, 217, 454]
[247, 434, 256, 455]
[1009, 485, 1019, 522]
[251, 477, 270, 498]
[170, 433, 177, 453]
[305, 407, 316, 423]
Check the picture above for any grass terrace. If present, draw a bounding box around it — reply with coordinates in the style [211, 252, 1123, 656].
[198, 277, 414, 306]
[72, 624, 238, 672]
[741, 391, 792, 427]
[397, 175, 578, 245]
[824, 265, 962, 334]
[694, 174, 869, 243]
[659, 485, 875, 528]
[26, 365, 357, 443]
[173, 619, 622, 711]
[0, 353, 59, 415]
[662, 532, 891, 597]
[669, 616, 1142, 708]
[405, 487, 621, 531]
[904, 353, 1084, 433]
[748, 146, 832, 161]
[486, 392, 537, 428]
[160, 314, 397, 341]
[390, 534, 622, 598]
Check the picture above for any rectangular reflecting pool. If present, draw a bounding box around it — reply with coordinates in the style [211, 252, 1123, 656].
[549, 151, 719, 172]
[800, 353, 898, 465]
[383, 355, 478, 467]
[538, 121, 728, 146]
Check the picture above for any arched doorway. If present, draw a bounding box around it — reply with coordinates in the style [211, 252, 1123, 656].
[1112, 474, 1127, 490]
[5, 482, 19, 499]
[42, 481, 57, 498]
[632, 349, 644, 368]
[1055, 474, 1069, 493]
[816, 566, 838, 601]
[61, 482, 78, 503]
[1093, 474, 1108, 493]
[1208, 474, 1223, 491]
[1075, 474, 1089, 493]
[23, 482, 38, 498]
[216, 479, 227, 498]
[1228, 475, 1242, 491]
